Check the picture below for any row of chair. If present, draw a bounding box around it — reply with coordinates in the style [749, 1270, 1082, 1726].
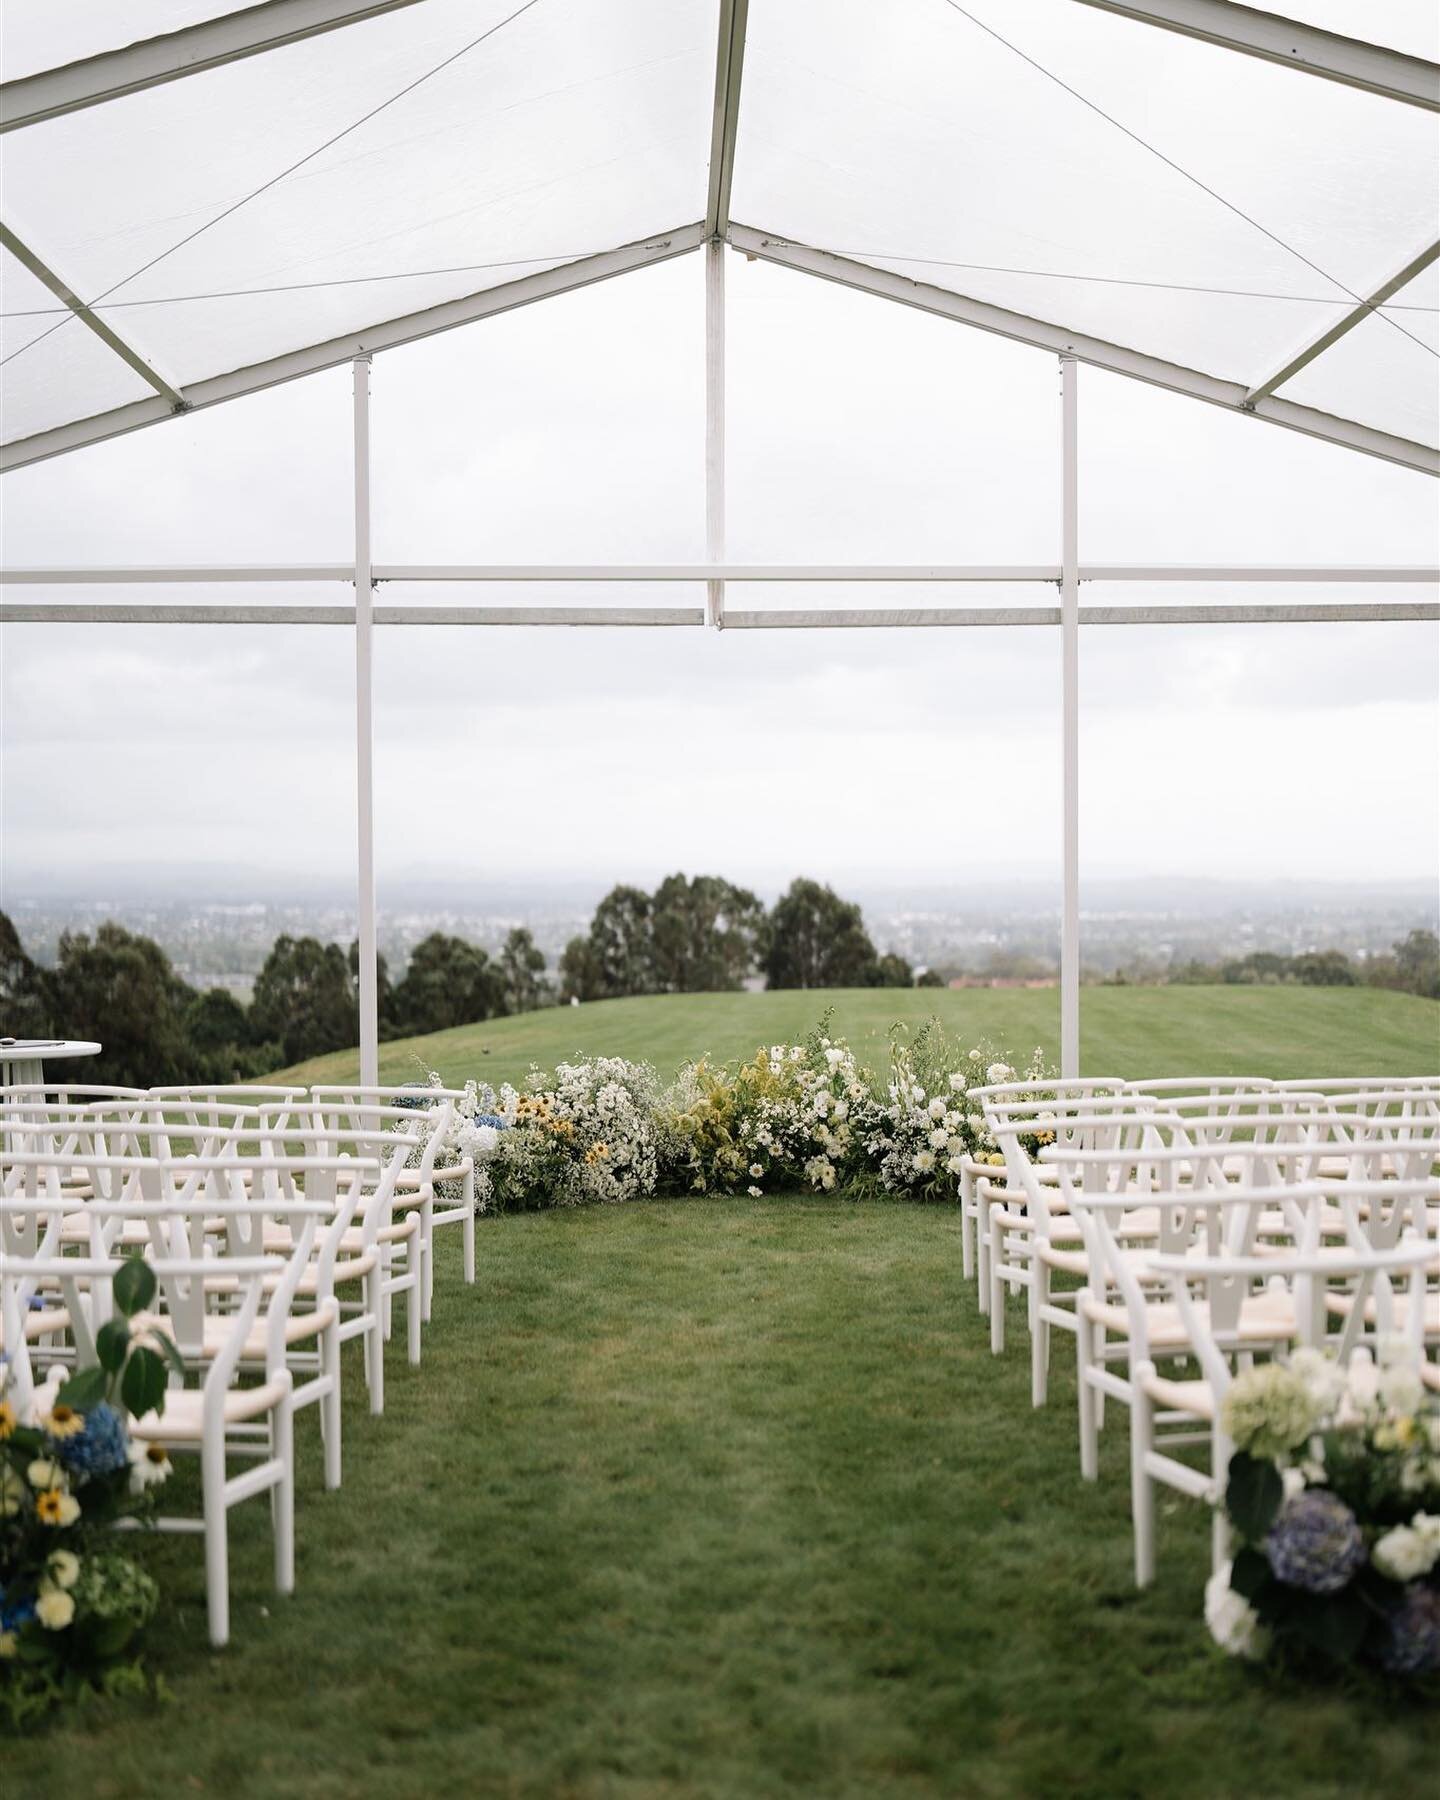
[0, 1080, 474, 1646]
[958, 1076, 1439, 1585]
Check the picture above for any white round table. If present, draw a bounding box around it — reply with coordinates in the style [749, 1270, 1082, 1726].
[0, 1038, 102, 1089]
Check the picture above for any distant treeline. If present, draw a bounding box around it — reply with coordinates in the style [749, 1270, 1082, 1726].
[1102, 933, 1440, 998]
[0, 876, 935, 1087]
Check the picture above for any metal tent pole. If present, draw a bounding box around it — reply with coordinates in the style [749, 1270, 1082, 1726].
[353, 355, 379, 1087]
[1060, 355, 1080, 1078]
[706, 240, 726, 628]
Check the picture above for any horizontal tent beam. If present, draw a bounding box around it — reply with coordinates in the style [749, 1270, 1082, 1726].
[4, 564, 1433, 585]
[0, 0, 432, 133]
[4, 603, 1434, 627]
[1069, 1, 1440, 110]
[729, 227, 1440, 477]
[0, 225, 707, 472]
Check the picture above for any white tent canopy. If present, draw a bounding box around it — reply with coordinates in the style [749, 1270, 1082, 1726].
[2, 0, 1437, 1083]
[1, 0, 1437, 469]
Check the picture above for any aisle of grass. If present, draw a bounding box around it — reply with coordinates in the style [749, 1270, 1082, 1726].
[11, 1201, 1433, 1799]
[270, 983, 1439, 1092]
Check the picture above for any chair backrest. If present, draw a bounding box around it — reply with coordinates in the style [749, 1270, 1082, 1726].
[979, 1090, 1159, 1227]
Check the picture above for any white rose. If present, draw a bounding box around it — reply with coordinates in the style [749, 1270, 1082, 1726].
[1378, 1361, 1424, 1416]
[1345, 1352, 1380, 1410]
[46, 1550, 80, 1590]
[1372, 1524, 1437, 1583]
[1288, 1348, 1345, 1413]
[986, 1063, 1013, 1085]
[35, 1588, 76, 1631]
[1204, 1564, 1269, 1661]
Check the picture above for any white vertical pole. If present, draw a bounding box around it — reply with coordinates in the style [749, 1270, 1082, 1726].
[1060, 354, 1080, 1078]
[353, 354, 379, 1087]
[705, 238, 726, 629]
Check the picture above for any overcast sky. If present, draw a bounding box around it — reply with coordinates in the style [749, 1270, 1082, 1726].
[2, 4, 1437, 909]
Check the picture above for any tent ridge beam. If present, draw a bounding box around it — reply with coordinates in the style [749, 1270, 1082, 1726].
[705, 0, 750, 239]
[0, 220, 186, 407]
[0, 225, 707, 473]
[728, 226, 1440, 477]
[1244, 238, 1440, 405]
[1068, 1, 1440, 110]
[0, 1, 433, 133]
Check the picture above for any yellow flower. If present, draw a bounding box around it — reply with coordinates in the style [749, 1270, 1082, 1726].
[35, 1488, 81, 1528]
[0, 1399, 16, 1440]
[42, 1403, 86, 1440]
[35, 1588, 76, 1631]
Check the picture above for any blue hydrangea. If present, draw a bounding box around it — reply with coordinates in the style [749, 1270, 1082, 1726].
[58, 1400, 130, 1477]
[1264, 1490, 1366, 1594]
[473, 1113, 509, 1131]
[1380, 1584, 1440, 1676]
[0, 1586, 36, 1631]
[393, 1085, 433, 1111]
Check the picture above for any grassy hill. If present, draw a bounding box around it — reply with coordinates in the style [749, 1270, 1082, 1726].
[268, 984, 1438, 1091]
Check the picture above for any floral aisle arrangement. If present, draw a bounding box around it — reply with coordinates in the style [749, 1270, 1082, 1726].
[1, 1254, 178, 1721]
[405, 1020, 1055, 1214]
[864, 1025, 1052, 1202]
[1206, 1339, 1440, 1677]
[661, 1028, 880, 1197]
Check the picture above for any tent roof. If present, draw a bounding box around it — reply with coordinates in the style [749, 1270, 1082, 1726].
[2, 0, 1436, 473]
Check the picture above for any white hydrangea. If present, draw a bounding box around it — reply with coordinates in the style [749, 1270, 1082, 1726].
[1372, 1521, 1440, 1583]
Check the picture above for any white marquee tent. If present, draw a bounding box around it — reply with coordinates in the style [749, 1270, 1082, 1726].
[1, 0, 1437, 1079]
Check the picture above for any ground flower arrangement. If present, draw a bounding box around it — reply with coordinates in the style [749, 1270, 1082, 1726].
[1207, 1338, 1440, 1679]
[1, 1254, 178, 1723]
[407, 1016, 1055, 1213]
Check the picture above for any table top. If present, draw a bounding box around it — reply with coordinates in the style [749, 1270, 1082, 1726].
[0, 1039, 102, 1060]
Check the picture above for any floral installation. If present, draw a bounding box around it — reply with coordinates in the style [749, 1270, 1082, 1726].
[400, 1020, 1056, 1214]
[865, 1026, 1053, 1201]
[1, 1253, 179, 1721]
[660, 1021, 879, 1198]
[1207, 1337, 1440, 1677]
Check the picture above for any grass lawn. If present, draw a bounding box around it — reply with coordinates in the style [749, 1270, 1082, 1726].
[9, 1201, 1434, 1799]
[268, 984, 1439, 1092]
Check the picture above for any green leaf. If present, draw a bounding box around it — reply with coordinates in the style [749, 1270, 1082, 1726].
[1229, 1546, 1272, 1603]
[1226, 1452, 1284, 1543]
[151, 1329, 188, 1380]
[54, 1365, 107, 1412]
[120, 1346, 168, 1421]
[1290, 1588, 1368, 1664]
[95, 1317, 131, 1375]
[113, 1254, 156, 1319]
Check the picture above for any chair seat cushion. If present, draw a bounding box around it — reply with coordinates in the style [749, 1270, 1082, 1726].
[1142, 1373, 1215, 1420]
[129, 1378, 289, 1439]
[1082, 1287, 1296, 1349]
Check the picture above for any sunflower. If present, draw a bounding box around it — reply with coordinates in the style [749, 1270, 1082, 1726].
[42, 1403, 86, 1440]
[35, 1487, 81, 1528]
[0, 1399, 16, 1441]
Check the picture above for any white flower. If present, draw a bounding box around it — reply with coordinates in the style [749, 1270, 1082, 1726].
[929, 1127, 950, 1150]
[927, 1098, 947, 1121]
[1344, 1350, 1380, 1412]
[127, 1440, 173, 1493]
[1204, 1564, 1269, 1661]
[1281, 1466, 1307, 1501]
[825, 1048, 845, 1068]
[1288, 1347, 1345, 1413]
[968, 1049, 982, 1063]
[748, 1163, 764, 1179]
[911, 1085, 926, 1103]
[27, 1458, 63, 1490]
[46, 1550, 80, 1590]
[35, 1588, 75, 1631]
[1372, 1523, 1439, 1583]
[1377, 1354, 1424, 1417]
[945, 1155, 964, 1176]
[948, 1073, 966, 1092]
[747, 1185, 763, 1198]
[986, 1063, 1014, 1085]
[912, 1151, 936, 1174]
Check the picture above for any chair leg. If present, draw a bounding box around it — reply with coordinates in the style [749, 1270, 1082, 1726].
[1131, 1360, 1157, 1588]
[407, 1250, 422, 1369]
[381, 1245, 394, 1340]
[273, 1383, 296, 1597]
[421, 1198, 434, 1324]
[366, 1268, 385, 1416]
[989, 1223, 1007, 1355]
[202, 1426, 230, 1649]
[976, 1189, 990, 1317]
[321, 1314, 343, 1491]
[1032, 1258, 1051, 1408]
[1077, 1291, 1098, 1481]
[463, 1202, 476, 1287]
[959, 1169, 975, 1281]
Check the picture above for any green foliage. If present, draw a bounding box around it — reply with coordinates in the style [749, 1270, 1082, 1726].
[498, 928, 549, 1016]
[391, 931, 505, 1035]
[761, 877, 878, 990]
[249, 934, 356, 1066]
[43, 922, 196, 1086]
[1225, 1451, 1284, 1542]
